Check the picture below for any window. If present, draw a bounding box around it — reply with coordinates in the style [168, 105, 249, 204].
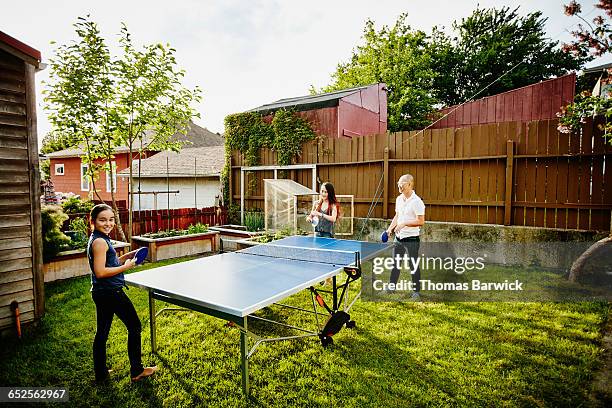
[81, 163, 89, 191]
[106, 161, 117, 192]
[54, 163, 64, 175]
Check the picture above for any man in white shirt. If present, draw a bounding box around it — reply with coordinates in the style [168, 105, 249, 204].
[385, 174, 426, 300]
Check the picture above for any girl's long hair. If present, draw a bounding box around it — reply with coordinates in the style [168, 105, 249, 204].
[317, 182, 342, 219]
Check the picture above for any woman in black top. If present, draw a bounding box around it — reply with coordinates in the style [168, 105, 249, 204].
[87, 204, 157, 383]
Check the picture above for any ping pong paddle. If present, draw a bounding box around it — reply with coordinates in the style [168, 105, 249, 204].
[134, 247, 148, 265]
[381, 231, 389, 243]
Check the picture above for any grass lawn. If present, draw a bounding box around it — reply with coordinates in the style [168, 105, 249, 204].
[0, 255, 609, 407]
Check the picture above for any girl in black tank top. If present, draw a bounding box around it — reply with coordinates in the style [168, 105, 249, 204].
[88, 204, 158, 383]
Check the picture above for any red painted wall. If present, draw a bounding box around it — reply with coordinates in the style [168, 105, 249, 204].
[431, 73, 576, 128]
[338, 83, 387, 137]
[296, 107, 339, 138]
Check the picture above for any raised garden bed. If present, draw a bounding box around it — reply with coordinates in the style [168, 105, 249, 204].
[234, 236, 261, 250]
[209, 225, 264, 251]
[131, 231, 220, 262]
[232, 230, 312, 251]
[43, 241, 130, 283]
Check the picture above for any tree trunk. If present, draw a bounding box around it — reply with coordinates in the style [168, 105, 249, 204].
[568, 234, 612, 282]
[107, 158, 126, 242]
[128, 142, 133, 243]
[90, 178, 104, 203]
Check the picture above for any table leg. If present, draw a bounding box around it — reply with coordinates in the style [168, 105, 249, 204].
[240, 316, 249, 395]
[149, 291, 157, 353]
[332, 276, 338, 311]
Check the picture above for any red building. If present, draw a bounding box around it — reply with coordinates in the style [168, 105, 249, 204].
[46, 123, 224, 207]
[250, 83, 387, 138]
[431, 73, 577, 129]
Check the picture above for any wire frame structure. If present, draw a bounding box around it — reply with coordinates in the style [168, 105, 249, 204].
[263, 179, 355, 235]
[333, 195, 354, 236]
[264, 179, 317, 233]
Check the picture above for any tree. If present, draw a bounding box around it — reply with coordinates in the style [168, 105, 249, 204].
[318, 8, 586, 131]
[558, 1, 612, 281]
[40, 131, 80, 154]
[316, 14, 437, 131]
[430, 6, 588, 107]
[562, 0, 611, 57]
[44, 17, 201, 241]
[44, 17, 115, 229]
[40, 117, 83, 183]
[558, 0, 612, 138]
[112, 23, 201, 240]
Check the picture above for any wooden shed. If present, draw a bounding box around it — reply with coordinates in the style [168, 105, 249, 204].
[0, 31, 44, 334]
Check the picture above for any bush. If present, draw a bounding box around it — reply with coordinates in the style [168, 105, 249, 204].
[227, 203, 241, 225]
[62, 196, 94, 215]
[244, 210, 264, 232]
[41, 205, 71, 262]
[187, 223, 208, 234]
[67, 217, 89, 250]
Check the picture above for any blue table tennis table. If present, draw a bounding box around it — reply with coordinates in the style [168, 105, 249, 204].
[125, 235, 390, 394]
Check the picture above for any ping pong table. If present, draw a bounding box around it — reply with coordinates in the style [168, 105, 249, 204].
[125, 235, 390, 394]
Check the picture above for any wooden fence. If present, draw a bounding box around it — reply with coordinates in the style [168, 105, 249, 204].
[231, 118, 612, 231]
[65, 206, 228, 240]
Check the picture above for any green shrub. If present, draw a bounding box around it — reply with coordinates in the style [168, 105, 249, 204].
[62, 196, 94, 215]
[41, 205, 71, 262]
[67, 217, 89, 250]
[227, 203, 241, 225]
[244, 210, 264, 232]
[187, 223, 208, 234]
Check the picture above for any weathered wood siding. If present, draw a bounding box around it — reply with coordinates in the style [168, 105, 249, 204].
[0, 48, 43, 331]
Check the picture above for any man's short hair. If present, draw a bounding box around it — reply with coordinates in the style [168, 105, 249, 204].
[398, 174, 414, 186]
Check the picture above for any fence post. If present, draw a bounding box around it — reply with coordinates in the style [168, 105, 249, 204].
[504, 140, 514, 226]
[383, 147, 389, 219]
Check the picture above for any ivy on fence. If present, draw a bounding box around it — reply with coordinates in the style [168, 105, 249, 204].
[221, 109, 316, 205]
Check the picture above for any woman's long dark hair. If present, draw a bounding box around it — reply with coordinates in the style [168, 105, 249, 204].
[318, 182, 341, 218]
[322, 182, 338, 206]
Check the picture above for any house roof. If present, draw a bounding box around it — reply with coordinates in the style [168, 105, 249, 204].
[249, 84, 377, 115]
[0, 31, 42, 68]
[46, 122, 223, 158]
[582, 62, 612, 75]
[117, 145, 225, 178]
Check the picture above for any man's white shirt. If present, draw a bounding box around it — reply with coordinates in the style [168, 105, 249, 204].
[395, 191, 425, 239]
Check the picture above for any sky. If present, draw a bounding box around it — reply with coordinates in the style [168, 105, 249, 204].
[3, 0, 611, 144]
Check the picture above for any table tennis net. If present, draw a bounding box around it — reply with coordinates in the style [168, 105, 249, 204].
[238, 242, 358, 266]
